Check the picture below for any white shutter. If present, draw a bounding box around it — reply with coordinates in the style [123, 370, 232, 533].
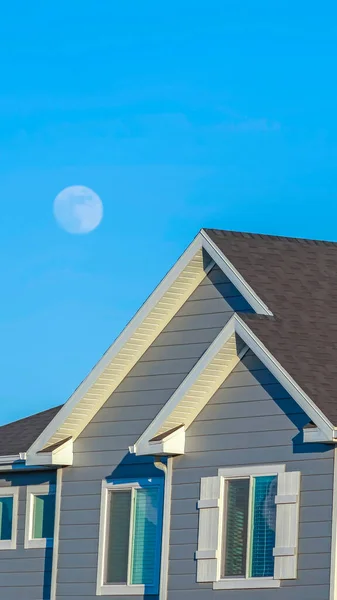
[195, 476, 223, 582]
[273, 471, 301, 579]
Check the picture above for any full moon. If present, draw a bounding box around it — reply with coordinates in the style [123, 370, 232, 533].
[53, 185, 103, 234]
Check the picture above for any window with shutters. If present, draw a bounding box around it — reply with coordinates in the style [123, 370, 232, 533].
[222, 475, 276, 579]
[196, 465, 300, 590]
[96, 478, 164, 596]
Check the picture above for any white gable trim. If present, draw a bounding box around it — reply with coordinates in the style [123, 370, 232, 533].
[27, 231, 273, 462]
[132, 319, 249, 455]
[132, 314, 335, 455]
[234, 316, 334, 440]
[200, 229, 273, 316]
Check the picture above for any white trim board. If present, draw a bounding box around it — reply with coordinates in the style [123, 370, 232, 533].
[96, 478, 163, 596]
[133, 314, 335, 455]
[0, 487, 19, 550]
[330, 447, 337, 600]
[24, 483, 56, 549]
[133, 321, 249, 455]
[27, 231, 273, 462]
[200, 229, 273, 316]
[27, 439, 73, 467]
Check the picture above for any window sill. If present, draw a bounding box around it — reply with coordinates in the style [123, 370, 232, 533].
[213, 577, 281, 590]
[24, 537, 53, 550]
[0, 540, 16, 550]
[97, 584, 158, 596]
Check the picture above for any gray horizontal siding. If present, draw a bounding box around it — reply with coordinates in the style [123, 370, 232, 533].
[169, 352, 334, 600]
[0, 470, 56, 600]
[166, 588, 329, 600]
[57, 264, 250, 600]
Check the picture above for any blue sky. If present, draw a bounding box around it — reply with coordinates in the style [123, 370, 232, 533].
[0, 1, 337, 423]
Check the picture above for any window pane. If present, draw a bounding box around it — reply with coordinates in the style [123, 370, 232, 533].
[223, 479, 250, 577]
[33, 494, 55, 539]
[250, 476, 277, 578]
[106, 490, 132, 584]
[0, 497, 13, 541]
[131, 487, 159, 585]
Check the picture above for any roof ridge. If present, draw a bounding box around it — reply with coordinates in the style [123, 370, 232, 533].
[203, 228, 337, 247]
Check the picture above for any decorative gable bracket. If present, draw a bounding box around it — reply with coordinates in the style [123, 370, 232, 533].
[130, 425, 186, 456]
[26, 437, 73, 467]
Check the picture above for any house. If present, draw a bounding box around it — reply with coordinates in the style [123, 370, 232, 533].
[0, 228, 336, 600]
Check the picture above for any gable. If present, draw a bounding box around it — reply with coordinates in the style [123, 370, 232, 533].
[70, 265, 254, 463]
[27, 230, 270, 465]
[134, 313, 335, 455]
[25, 228, 337, 466]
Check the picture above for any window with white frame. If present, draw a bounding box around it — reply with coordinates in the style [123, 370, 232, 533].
[25, 484, 56, 549]
[96, 478, 163, 596]
[0, 487, 19, 550]
[196, 465, 300, 590]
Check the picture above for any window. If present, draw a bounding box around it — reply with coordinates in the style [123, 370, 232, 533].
[223, 475, 276, 579]
[196, 465, 301, 590]
[25, 484, 56, 549]
[97, 479, 163, 596]
[0, 487, 19, 550]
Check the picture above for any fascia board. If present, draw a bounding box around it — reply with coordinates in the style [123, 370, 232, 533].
[234, 314, 335, 440]
[134, 313, 335, 455]
[27, 232, 213, 455]
[200, 229, 273, 316]
[134, 316, 238, 454]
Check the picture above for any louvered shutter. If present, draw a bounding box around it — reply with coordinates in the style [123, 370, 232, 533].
[273, 471, 301, 579]
[196, 476, 222, 582]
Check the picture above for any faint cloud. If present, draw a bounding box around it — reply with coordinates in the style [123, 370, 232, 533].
[220, 117, 281, 133]
[137, 110, 281, 136]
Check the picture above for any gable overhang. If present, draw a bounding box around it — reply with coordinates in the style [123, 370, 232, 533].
[26, 231, 273, 465]
[148, 425, 186, 455]
[27, 438, 74, 467]
[132, 314, 336, 455]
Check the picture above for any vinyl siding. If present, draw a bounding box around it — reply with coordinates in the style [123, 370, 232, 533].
[0, 470, 56, 600]
[169, 349, 333, 600]
[53, 260, 334, 600]
[56, 265, 252, 599]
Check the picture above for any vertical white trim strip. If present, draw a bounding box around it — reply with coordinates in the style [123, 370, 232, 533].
[330, 447, 337, 600]
[127, 487, 136, 585]
[245, 476, 254, 579]
[96, 480, 108, 596]
[50, 468, 63, 600]
[155, 458, 173, 600]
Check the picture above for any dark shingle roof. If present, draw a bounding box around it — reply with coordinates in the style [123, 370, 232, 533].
[205, 228, 337, 425]
[0, 405, 63, 456]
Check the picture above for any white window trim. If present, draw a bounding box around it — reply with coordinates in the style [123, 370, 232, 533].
[96, 478, 163, 596]
[24, 483, 56, 549]
[0, 487, 19, 550]
[215, 464, 284, 589]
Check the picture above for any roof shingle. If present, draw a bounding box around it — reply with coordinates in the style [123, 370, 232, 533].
[205, 228, 337, 425]
[0, 405, 63, 456]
